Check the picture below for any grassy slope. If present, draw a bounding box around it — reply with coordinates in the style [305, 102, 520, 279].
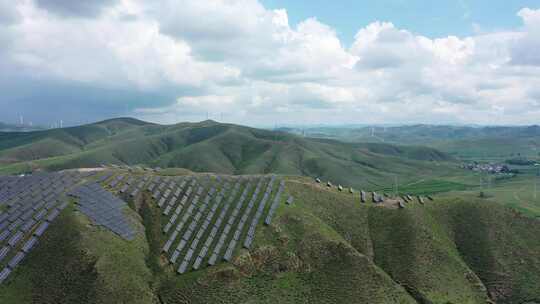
[437, 175, 540, 218]
[283, 179, 539, 304]
[300, 125, 540, 161]
[1, 174, 539, 303]
[0, 204, 154, 304]
[0, 118, 150, 164]
[140, 175, 540, 304]
[0, 119, 462, 191]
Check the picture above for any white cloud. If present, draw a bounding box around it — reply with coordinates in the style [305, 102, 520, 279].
[510, 8, 540, 66]
[0, 1, 539, 126]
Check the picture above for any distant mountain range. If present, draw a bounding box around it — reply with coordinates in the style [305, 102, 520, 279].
[0, 118, 456, 189]
[286, 124, 540, 160]
[0, 122, 44, 132]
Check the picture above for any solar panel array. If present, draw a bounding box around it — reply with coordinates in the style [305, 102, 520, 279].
[0, 171, 83, 284]
[1, 169, 292, 282]
[68, 183, 136, 240]
[152, 175, 287, 275]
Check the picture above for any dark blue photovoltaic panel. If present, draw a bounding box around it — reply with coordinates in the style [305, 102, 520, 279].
[69, 183, 136, 240]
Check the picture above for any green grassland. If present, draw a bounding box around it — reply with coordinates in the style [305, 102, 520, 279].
[0, 204, 154, 304]
[437, 175, 540, 218]
[1, 172, 539, 304]
[295, 124, 540, 161]
[2, 120, 540, 303]
[0, 118, 464, 191]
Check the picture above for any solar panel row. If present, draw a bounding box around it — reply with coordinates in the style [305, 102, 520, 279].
[0, 172, 79, 284]
[69, 183, 136, 240]
[264, 180, 285, 226]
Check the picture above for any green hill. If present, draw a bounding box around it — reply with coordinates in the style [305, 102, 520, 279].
[0, 171, 539, 304]
[0, 118, 458, 190]
[296, 124, 540, 160]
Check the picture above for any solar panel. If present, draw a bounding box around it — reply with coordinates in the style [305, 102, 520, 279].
[192, 256, 203, 270]
[208, 253, 218, 266]
[162, 239, 173, 253]
[199, 246, 209, 258]
[8, 231, 24, 247]
[20, 219, 36, 232]
[286, 196, 294, 205]
[33, 221, 49, 237]
[0, 267, 11, 284]
[21, 237, 38, 253]
[243, 235, 253, 249]
[223, 246, 233, 261]
[21, 209, 34, 221]
[0, 221, 8, 232]
[34, 209, 47, 221]
[163, 205, 172, 215]
[170, 250, 181, 264]
[191, 234, 202, 248]
[8, 218, 23, 231]
[8, 210, 22, 222]
[46, 209, 60, 222]
[7, 251, 25, 268]
[185, 248, 194, 262]
[176, 239, 187, 252]
[0, 246, 9, 262]
[68, 183, 135, 240]
[119, 184, 129, 193]
[177, 260, 189, 274]
[58, 201, 69, 210]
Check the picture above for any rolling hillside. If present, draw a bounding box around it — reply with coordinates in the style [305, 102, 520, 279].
[294, 124, 540, 160]
[0, 118, 458, 190]
[0, 170, 539, 304]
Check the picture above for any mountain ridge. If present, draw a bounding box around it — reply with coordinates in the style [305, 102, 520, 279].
[0, 118, 457, 190]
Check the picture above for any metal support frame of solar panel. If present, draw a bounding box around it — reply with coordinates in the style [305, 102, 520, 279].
[69, 183, 135, 240]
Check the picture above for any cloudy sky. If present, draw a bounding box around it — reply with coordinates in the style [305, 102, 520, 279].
[1, 0, 539, 127]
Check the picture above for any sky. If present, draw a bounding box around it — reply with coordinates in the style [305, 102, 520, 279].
[0, 0, 539, 127]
